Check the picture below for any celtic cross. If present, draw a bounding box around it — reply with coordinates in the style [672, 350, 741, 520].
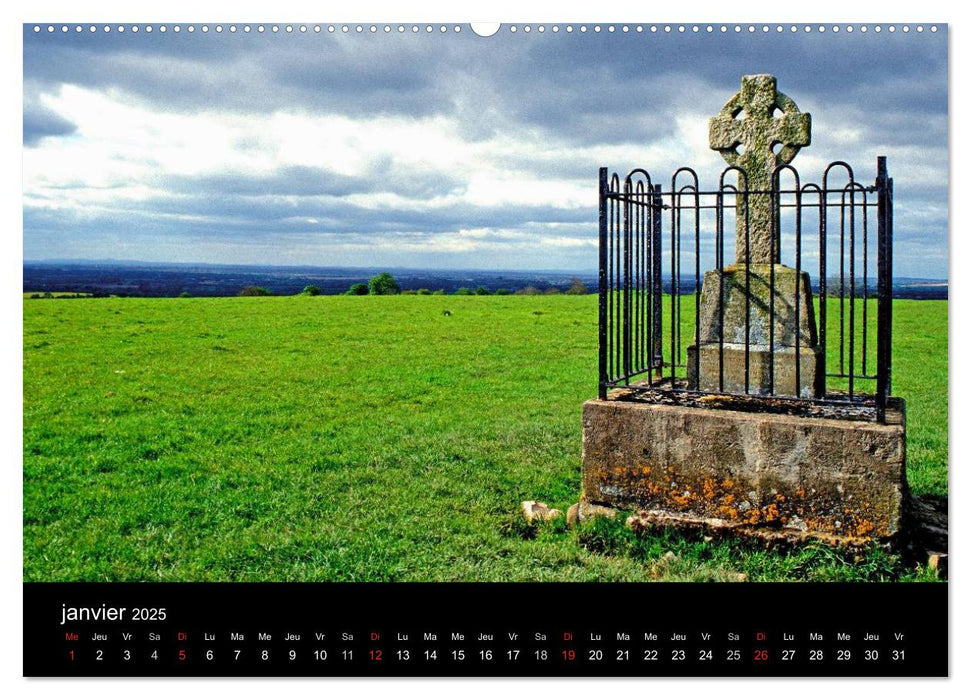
[709, 75, 811, 264]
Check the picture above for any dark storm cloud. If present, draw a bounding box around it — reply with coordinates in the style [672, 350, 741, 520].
[22, 25, 947, 147]
[23, 81, 78, 146]
[23, 28, 475, 120]
[23, 100, 77, 145]
[470, 29, 948, 145]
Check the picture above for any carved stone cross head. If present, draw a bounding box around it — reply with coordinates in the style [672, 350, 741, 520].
[709, 74, 811, 183]
[708, 75, 812, 264]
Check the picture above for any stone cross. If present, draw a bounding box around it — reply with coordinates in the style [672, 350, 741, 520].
[709, 75, 811, 265]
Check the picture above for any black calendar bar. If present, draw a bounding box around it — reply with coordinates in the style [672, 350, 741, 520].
[24, 582, 947, 677]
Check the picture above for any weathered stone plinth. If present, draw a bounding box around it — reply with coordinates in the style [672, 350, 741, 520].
[688, 345, 822, 398]
[687, 264, 823, 397]
[581, 397, 907, 546]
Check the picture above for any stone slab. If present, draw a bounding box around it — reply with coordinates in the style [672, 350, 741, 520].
[581, 397, 907, 545]
[687, 343, 823, 398]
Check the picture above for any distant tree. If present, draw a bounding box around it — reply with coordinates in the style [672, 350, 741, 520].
[301, 285, 322, 296]
[543, 287, 562, 295]
[494, 288, 511, 296]
[415, 288, 432, 295]
[474, 286, 491, 296]
[346, 283, 369, 296]
[178, 291, 192, 298]
[454, 287, 474, 295]
[368, 272, 401, 296]
[565, 278, 589, 295]
[515, 286, 540, 295]
[238, 285, 273, 297]
[432, 289, 446, 295]
[401, 289, 417, 295]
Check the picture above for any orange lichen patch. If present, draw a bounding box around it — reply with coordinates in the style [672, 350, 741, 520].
[587, 450, 897, 542]
[714, 505, 739, 520]
[668, 490, 692, 508]
[621, 507, 881, 552]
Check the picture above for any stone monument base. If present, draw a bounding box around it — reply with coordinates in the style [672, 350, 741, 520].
[690, 264, 822, 398]
[581, 396, 907, 547]
[687, 343, 823, 398]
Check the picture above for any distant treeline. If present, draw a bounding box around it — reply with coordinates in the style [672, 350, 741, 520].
[23, 262, 599, 299]
[23, 262, 947, 300]
[230, 273, 590, 298]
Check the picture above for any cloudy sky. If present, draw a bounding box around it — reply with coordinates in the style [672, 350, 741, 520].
[22, 23, 948, 277]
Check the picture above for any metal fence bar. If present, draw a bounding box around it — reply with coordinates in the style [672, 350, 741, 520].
[876, 156, 892, 421]
[888, 172, 894, 397]
[610, 175, 623, 382]
[839, 187, 846, 379]
[743, 183, 751, 394]
[636, 181, 644, 371]
[651, 185, 663, 379]
[598, 168, 608, 400]
[670, 182, 678, 387]
[621, 176, 633, 378]
[769, 176, 777, 395]
[694, 187, 701, 388]
[715, 186, 726, 391]
[814, 183, 827, 398]
[848, 184, 857, 398]
[862, 187, 870, 376]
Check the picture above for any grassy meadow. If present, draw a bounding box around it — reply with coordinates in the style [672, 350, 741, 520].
[23, 294, 947, 582]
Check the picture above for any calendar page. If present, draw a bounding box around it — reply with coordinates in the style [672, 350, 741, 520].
[21, 17, 949, 679]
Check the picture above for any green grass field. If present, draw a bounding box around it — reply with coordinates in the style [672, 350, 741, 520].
[23, 295, 947, 582]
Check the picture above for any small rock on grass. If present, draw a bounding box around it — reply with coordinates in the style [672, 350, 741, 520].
[521, 501, 562, 524]
[578, 502, 618, 522]
[927, 551, 948, 578]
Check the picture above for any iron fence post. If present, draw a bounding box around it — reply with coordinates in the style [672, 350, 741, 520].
[624, 179, 632, 383]
[599, 168, 609, 400]
[652, 185, 663, 374]
[875, 156, 890, 422]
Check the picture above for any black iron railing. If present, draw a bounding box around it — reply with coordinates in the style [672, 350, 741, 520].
[598, 158, 894, 422]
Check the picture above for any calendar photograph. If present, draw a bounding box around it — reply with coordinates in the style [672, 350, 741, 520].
[21, 20, 949, 678]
